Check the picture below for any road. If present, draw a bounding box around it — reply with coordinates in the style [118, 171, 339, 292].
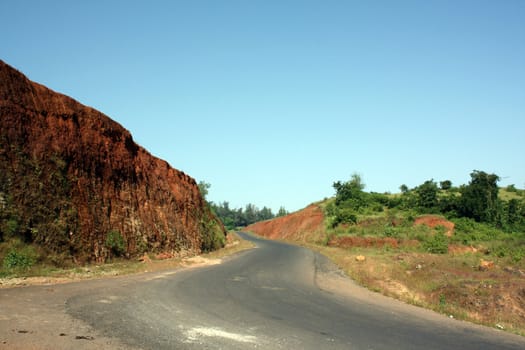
[2, 232, 525, 349]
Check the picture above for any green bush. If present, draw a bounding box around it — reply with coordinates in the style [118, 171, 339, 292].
[383, 227, 400, 239]
[105, 230, 126, 257]
[491, 241, 525, 262]
[3, 246, 37, 269]
[329, 207, 357, 228]
[200, 213, 226, 252]
[422, 232, 449, 254]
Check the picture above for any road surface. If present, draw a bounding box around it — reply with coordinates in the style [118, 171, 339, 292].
[1, 232, 524, 349]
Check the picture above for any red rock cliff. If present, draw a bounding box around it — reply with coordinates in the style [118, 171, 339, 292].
[0, 60, 225, 262]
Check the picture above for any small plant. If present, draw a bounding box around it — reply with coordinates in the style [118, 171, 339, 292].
[439, 294, 447, 307]
[105, 230, 126, 257]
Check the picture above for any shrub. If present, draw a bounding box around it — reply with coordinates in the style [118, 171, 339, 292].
[423, 232, 449, 254]
[3, 246, 37, 269]
[105, 230, 126, 257]
[491, 241, 525, 262]
[6, 219, 19, 235]
[383, 227, 400, 239]
[200, 213, 226, 252]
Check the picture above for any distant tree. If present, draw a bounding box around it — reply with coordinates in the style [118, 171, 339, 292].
[198, 181, 211, 200]
[277, 206, 288, 217]
[399, 184, 409, 193]
[234, 208, 247, 227]
[333, 173, 366, 208]
[258, 206, 274, 221]
[415, 179, 439, 211]
[506, 184, 517, 192]
[244, 204, 258, 225]
[459, 170, 500, 223]
[211, 200, 280, 229]
[505, 199, 524, 228]
[440, 180, 452, 191]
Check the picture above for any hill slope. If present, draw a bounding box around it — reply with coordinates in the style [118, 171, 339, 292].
[245, 204, 325, 241]
[0, 60, 225, 263]
[244, 200, 525, 335]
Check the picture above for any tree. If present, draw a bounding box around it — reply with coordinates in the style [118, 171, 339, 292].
[506, 199, 522, 227]
[440, 180, 452, 191]
[416, 179, 439, 211]
[258, 206, 274, 221]
[333, 173, 366, 209]
[399, 184, 409, 193]
[277, 206, 288, 217]
[244, 204, 258, 225]
[506, 184, 517, 192]
[459, 170, 500, 223]
[198, 181, 211, 200]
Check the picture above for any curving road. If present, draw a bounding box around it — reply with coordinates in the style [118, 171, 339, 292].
[2, 232, 525, 349]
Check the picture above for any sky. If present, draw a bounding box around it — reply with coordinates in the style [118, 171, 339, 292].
[1, 0, 524, 213]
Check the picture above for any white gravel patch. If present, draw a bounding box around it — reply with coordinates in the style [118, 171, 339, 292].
[185, 326, 257, 344]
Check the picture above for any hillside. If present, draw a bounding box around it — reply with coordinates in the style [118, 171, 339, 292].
[245, 193, 525, 335]
[0, 60, 225, 264]
[245, 204, 325, 241]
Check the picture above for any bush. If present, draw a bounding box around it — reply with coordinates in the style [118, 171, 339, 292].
[105, 230, 126, 257]
[491, 239, 525, 262]
[200, 213, 226, 252]
[383, 227, 400, 239]
[423, 232, 449, 254]
[2, 246, 37, 269]
[330, 207, 357, 228]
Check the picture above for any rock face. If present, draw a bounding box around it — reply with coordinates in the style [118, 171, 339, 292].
[0, 60, 225, 262]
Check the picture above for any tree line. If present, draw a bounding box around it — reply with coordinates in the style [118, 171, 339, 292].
[328, 170, 525, 231]
[198, 182, 288, 230]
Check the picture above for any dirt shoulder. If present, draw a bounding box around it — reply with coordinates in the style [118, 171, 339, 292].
[0, 232, 252, 289]
[0, 233, 254, 349]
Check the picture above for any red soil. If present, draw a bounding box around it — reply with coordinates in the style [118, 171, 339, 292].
[245, 204, 325, 241]
[414, 215, 455, 236]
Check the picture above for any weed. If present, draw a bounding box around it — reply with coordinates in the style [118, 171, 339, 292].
[439, 294, 446, 307]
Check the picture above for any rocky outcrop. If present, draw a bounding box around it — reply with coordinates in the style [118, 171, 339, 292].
[0, 60, 225, 262]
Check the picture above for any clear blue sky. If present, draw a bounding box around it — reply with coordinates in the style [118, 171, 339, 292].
[2, 1, 524, 212]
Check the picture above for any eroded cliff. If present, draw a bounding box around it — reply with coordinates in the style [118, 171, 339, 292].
[0, 60, 225, 263]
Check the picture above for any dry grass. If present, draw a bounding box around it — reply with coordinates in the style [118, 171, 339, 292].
[304, 243, 525, 336]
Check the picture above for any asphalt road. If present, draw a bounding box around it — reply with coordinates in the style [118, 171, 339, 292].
[2, 232, 525, 349]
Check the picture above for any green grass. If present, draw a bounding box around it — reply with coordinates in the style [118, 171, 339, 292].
[499, 188, 524, 201]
